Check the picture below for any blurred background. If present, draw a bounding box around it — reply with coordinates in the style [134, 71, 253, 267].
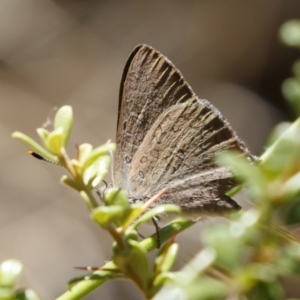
[1, 1, 300, 299]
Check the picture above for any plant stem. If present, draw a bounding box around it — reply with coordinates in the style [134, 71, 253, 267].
[56, 219, 193, 300]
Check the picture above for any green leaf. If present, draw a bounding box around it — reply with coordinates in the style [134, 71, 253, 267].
[282, 198, 300, 225]
[182, 277, 229, 300]
[292, 59, 300, 77]
[104, 188, 130, 208]
[152, 285, 186, 300]
[248, 280, 284, 300]
[54, 105, 73, 145]
[154, 242, 178, 275]
[260, 117, 300, 179]
[132, 205, 181, 230]
[91, 206, 125, 227]
[45, 128, 64, 155]
[179, 248, 216, 281]
[77, 143, 93, 165]
[121, 205, 143, 229]
[67, 272, 118, 290]
[79, 191, 96, 210]
[216, 151, 267, 202]
[114, 240, 150, 290]
[60, 175, 80, 191]
[15, 289, 40, 300]
[124, 230, 139, 243]
[154, 275, 229, 300]
[282, 78, 300, 116]
[201, 225, 243, 270]
[0, 260, 22, 289]
[82, 142, 116, 170]
[139, 218, 194, 252]
[265, 122, 292, 148]
[36, 128, 49, 145]
[280, 170, 300, 200]
[0, 288, 14, 299]
[275, 244, 300, 274]
[11, 132, 58, 163]
[83, 155, 110, 188]
[152, 272, 175, 288]
[279, 20, 300, 47]
[284, 243, 300, 274]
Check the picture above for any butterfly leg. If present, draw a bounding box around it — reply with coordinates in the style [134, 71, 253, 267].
[95, 181, 109, 203]
[152, 217, 161, 248]
[136, 219, 161, 248]
[138, 232, 145, 239]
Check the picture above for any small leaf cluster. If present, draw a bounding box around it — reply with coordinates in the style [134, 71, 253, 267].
[88, 187, 181, 299]
[152, 21, 300, 300]
[12, 106, 115, 210]
[155, 122, 300, 299]
[280, 19, 300, 116]
[0, 260, 40, 300]
[12, 106, 188, 300]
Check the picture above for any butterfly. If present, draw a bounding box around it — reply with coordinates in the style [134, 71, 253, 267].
[113, 44, 255, 219]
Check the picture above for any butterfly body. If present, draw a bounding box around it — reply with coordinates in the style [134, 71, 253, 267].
[113, 45, 255, 218]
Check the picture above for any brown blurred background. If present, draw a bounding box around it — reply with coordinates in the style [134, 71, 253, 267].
[1, 1, 300, 299]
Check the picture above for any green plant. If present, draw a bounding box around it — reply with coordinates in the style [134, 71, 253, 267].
[11, 104, 300, 300]
[8, 20, 300, 300]
[0, 260, 40, 300]
[12, 106, 193, 300]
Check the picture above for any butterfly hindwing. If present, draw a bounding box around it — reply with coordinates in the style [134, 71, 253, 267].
[127, 96, 249, 214]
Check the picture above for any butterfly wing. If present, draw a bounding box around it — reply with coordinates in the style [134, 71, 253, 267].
[114, 44, 255, 215]
[114, 45, 195, 189]
[128, 97, 253, 214]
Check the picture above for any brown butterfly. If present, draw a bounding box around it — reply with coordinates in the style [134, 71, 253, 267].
[113, 44, 255, 219]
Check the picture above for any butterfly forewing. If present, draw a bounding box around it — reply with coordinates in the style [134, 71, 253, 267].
[114, 45, 195, 188]
[114, 44, 255, 216]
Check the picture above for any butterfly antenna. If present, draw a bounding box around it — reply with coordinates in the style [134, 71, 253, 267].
[28, 151, 61, 166]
